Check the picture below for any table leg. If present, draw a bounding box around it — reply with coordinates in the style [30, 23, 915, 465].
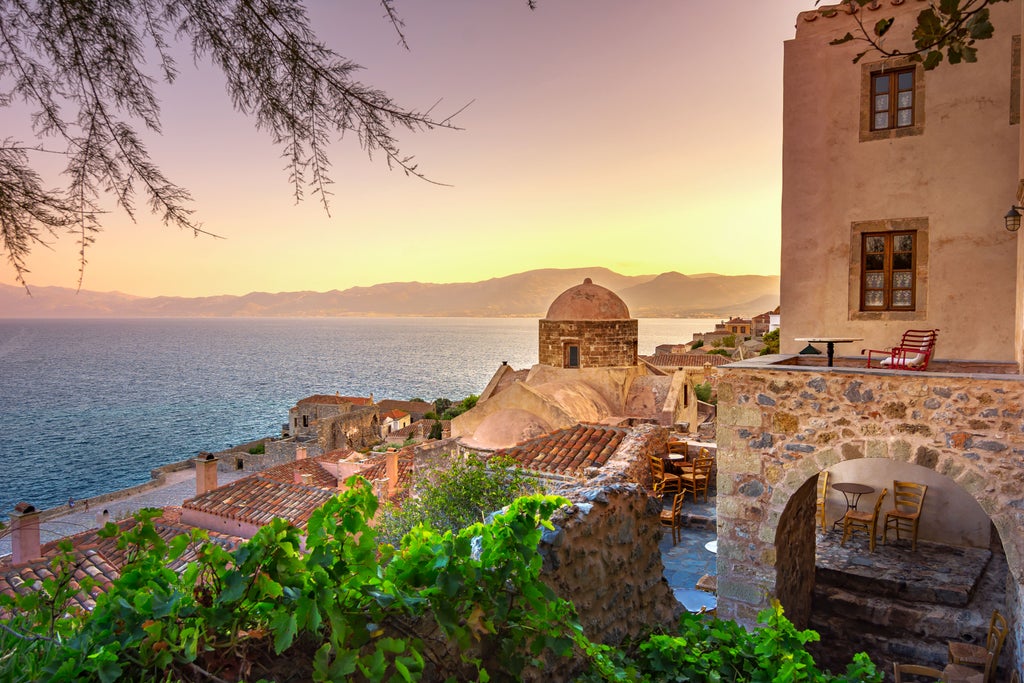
[826, 342, 836, 367]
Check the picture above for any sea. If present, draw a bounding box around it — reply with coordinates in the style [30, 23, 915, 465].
[0, 317, 714, 516]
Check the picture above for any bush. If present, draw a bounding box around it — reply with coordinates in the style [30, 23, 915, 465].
[374, 453, 540, 546]
[691, 339, 704, 349]
[760, 328, 780, 355]
[247, 442, 265, 455]
[440, 394, 479, 420]
[693, 382, 713, 403]
[428, 420, 443, 440]
[707, 348, 732, 357]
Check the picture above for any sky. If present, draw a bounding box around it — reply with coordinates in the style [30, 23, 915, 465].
[0, 1, 816, 298]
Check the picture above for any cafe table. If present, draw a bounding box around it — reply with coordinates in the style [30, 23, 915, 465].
[831, 482, 874, 528]
[794, 336, 864, 367]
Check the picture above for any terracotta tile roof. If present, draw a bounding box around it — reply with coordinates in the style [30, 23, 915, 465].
[296, 394, 373, 406]
[258, 453, 340, 489]
[0, 549, 118, 612]
[640, 353, 732, 368]
[492, 424, 628, 477]
[182, 476, 336, 529]
[381, 409, 408, 420]
[357, 450, 415, 492]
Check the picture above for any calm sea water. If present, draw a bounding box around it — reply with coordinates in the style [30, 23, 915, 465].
[0, 317, 712, 515]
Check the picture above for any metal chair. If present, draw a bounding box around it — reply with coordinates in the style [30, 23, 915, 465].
[841, 487, 887, 553]
[884, 480, 927, 550]
[865, 328, 939, 371]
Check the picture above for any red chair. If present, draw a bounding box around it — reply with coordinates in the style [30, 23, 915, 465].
[865, 329, 938, 371]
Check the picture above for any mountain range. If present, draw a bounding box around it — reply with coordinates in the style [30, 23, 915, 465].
[0, 268, 779, 319]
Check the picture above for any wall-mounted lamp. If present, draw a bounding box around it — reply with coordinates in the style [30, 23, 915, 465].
[1005, 205, 1024, 232]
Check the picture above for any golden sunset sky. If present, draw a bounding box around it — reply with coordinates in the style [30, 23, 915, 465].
[1, 1, 815, 298]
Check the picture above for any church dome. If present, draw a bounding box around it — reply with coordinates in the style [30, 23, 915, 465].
[544, 278, 631, 321]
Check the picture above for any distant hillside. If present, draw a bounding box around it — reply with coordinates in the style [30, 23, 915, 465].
[0, 268, 779, 318]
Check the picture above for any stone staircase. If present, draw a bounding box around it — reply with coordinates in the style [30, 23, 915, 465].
[807, 532, 1008, 679]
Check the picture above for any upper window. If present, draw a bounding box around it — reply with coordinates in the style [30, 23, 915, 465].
[860, 58, 924, 142]
[861, 231, 915, 311]
[871, 69, 915, 131]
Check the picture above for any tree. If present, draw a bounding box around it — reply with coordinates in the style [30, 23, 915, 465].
[822, 0, 1007, 69]
[0, 0, 533, 288]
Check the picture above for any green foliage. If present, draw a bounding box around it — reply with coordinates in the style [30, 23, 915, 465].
[631, 602, 882, 682]
[0, 486, 595, 682]
[247, 442, 265, 455]
[822, 0, 1008, 70]
[707, 348, 732, 358]
[428, 420, 444, 440]
[440, 394, 479, 420]
[577, 602, 882, 683]
[375, 453, 541, 546]
[693, 382, 713, 404]
[760, 329, 780, 355]
[691, 339, 704, 349]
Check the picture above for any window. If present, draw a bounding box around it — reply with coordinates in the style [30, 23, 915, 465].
[565, 344, 580, 368]
[861, 231, 915, 311]
[871, 69, 914, 131]
[860, 58, 924, 142]
[302, 415, 308, 427]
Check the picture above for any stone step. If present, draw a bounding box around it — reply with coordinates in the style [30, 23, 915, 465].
[815, 532, 992, 608]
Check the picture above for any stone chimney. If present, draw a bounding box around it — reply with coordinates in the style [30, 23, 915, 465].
[10, 502, 41, 565]
[296, 446, 307, 461]
[385, 449, 399, 497]
[301, 473, 313, 486]
[96, 509, 110, 527]
[195, 452, 218, 496]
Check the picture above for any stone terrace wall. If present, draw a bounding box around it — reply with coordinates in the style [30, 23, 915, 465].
[715, 359, 1024, 674]
[539, 484, 677, 647]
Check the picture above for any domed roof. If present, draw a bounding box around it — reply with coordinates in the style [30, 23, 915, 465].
[544, 278, 631, 321]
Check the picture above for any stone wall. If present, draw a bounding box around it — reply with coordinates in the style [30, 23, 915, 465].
[715, 357, 1024, 674]
[538, 319, 638, 368]
[319, 406, 380, 451]
[539, 484, 677, 647]
[240, 439, 322, 472]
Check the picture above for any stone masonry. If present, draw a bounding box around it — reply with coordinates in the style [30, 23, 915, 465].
[538, 319, 639, 368]
[714, 357, 1024, 675]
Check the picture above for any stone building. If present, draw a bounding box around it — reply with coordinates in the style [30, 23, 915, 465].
[452, 279, 699, 449]
[286, 394, 374, 438]
[538, 278, 638, 368]
[715, 1, 1024, 677]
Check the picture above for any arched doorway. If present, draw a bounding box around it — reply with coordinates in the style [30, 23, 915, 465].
[773, 461, 1014, 674]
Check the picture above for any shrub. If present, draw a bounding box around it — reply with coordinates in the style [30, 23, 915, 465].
[760, 328, 780, 355]
[691, 339, 704, 349]
[693, 382, 713, 403]
[428, 420, 443, 440]
[247, 442, 265, 455]
[374, 453, 540, 546]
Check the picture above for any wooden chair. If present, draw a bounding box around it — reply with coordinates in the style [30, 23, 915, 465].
[680, 457, 713, 504]
[865, 329, 939, 371]
[893, 662, 944, 682]
[949, 610, 1008, 683]
[659, 492, 685, 545]
[892, 662, 986, 683]
[884, 480, 928, 550]
[649, 455, 681, 496]
[841, 487, 887, 552]
[816, 470, 830, 532]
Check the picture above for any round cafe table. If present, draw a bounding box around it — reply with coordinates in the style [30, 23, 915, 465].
[831, 482, 874, 528]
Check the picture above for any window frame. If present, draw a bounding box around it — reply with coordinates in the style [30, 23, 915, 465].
[860, 57, 925, 142]
[870, 68, 915, 132]
[860, 230, 916, 311]
[848, 218, 929, 322]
